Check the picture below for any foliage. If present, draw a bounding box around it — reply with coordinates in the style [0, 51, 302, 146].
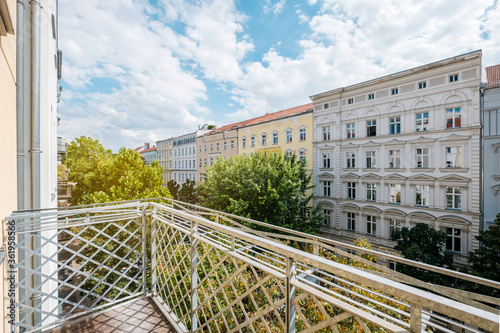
[391, 223, 454, 285]
[468, 213, 500, 282]
[178, 179, 199, 204]
[66, 136, 113, 205]
[67, 136, 170, 205]
[166, 179, 180, 200]
[200, 152, 323, 234]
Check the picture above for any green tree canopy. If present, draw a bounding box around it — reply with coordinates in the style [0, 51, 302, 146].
[392, 223, 454, 284]
[166, 179, 180, 200]
[66, 136, 170, 205]
[200, 152, 322, 233]
[178, 179, 199, 204]
[66, 136, 113, 204]
[468, 213, 500, 282]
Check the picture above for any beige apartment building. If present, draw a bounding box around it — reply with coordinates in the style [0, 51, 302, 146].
[311, 50, 482, 265]
[157, 137, 173, 186]
[238, 104, 314, 171]
[197, 122, 241, 181]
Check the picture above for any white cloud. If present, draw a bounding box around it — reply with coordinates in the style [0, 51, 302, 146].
[264, 0, 287, 15]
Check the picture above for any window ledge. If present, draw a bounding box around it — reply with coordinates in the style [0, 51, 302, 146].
[439, 168, 469, 173]
[445, 208, 462, 211]
[383, 168, 405, 172]
[343, 168, 359, 172]
[410, 168, 434, 172]
[362, 168, 380, 172]
[389, 202, 401, 205]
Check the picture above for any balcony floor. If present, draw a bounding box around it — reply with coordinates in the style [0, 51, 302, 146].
[51, 297, 176, 333]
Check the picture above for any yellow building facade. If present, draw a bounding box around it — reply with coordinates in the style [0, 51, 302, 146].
[237, 104, 314, 172]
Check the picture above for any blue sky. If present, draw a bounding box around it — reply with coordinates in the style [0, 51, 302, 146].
[58, 0, 500, 152]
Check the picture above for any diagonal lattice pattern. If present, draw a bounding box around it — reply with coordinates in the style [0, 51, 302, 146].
[13, 207, 146, 333]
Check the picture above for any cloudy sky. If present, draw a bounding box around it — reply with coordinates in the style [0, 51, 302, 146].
[58, 0, 500, 152]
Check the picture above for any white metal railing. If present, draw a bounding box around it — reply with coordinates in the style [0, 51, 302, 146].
[7, 200, 500, 333]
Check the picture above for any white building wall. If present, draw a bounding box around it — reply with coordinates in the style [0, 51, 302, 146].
[311, 51, 482, 265]
[483, 86, 500, 226]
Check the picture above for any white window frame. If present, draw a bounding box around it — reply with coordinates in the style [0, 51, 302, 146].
[446, 187, 462, 210]
[322, 153, 331, 169]
[347, 212, 356, 231]
[323, 181, 331, 197]
[323, 126, 331, 141]
[250, 135, 255, 147]
[446, 146, 462, 168]
[366, 215, 376, 235]
[389, 116, 401, 134]
[261, 133, 267, 146]
[415, 185, 429, 206]
[346, 152, 356, 168]
[415, 148, 429, 168]
[416, 112, 429, 131]
[446, 227, 462, 253]
[286, 129, 293, 143]
[299, 127, 306, 141]
[347, 182, 356, 199]
[366, 183, 377, 201]
[346, 123, 355, 138]
[389, 219, 402, 238]
[323, 209, 331, 225]
[390, 184, 401, 204]
[388, 149, 401, 168]
[272, 131, 278, 144]
[242, 137, 246, 148]
[366, 151, 376, 168]
[446, 107, 461, 128]
[366, 120, 376, 137]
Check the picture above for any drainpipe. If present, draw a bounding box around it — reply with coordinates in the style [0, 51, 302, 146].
[16, 0, 27, 330]
[30, 0, 42, 329]
[479, 82, 486, 232]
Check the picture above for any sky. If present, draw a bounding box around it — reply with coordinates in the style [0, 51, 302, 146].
[58, 0, 500, 152]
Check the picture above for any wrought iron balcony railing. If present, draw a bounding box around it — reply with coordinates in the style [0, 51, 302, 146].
[5, 199, 499, 333]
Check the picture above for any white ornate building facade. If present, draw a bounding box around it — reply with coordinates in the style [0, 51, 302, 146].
[310, 50, 482, 265]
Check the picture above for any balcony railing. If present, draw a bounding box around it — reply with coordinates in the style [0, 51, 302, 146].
[6, 200, 499, 333]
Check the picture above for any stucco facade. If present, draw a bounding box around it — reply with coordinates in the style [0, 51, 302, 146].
[237, 104, 314, 172]
[310, 51, 482, 265]
[482, 65, 500, 228]
[197, 124, 240, 182]
[156, 138, 173, 186]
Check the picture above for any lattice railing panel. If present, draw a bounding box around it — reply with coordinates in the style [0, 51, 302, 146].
[12, 206, 145, 333]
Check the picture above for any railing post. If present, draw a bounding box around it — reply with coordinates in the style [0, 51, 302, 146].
[313, 238, 319, 256]
[286, 257, 296, 333]
[141, 206, 147, 297]
[190, 220, 199, 332]
[151, 207, 158, 298]
[410, 304, 422, 332]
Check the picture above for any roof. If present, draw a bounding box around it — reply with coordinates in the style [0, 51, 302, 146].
[486, 64, 500, 88]
[310, 49, 482, 100]
[140, 146, 156, 153]
[203, 103, 313, 136]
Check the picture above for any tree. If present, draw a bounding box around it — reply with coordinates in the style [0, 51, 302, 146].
[83, 147, 170, 204]
[468, 213, 500, 282]
[178, 179, 199, 204]
[66, 136, 113, 205]
[200, 152, 323, 233]
[166, 180, 180, 200]
[391, 223, 454, 284]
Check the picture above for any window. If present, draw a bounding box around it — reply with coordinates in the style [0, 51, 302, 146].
[323, 209, 331, 225]
[449, 74, 459, 82]
[250, 136, 255, 147]
[346, 123, 355, 138]
[322, 153, 331, 169]
[366, 183, 377, 201]
[366, 215, 376, 235]
[216, 143, 220, 151]
[418, 81, 427, 89]
[388, 149, 401, 168]
[446, 187, 462, 209]
[242, 137, 246, 148]
[299, 128, 306, 141]
[446, 108, 461, 128]
[446, 146, 462, 167]
[273, 132, 278, 144]
[210, 157, 213, 165]
[388, 261, 397, 270]
[416, 112, 429, 131]
[199, 159, 202, 167]
[261, 134, 267, 146]
[323, 181, 331, 197]
[347, 182, 356, 199]
[366, 120, 376, 137]
[389, 219, 402, 239]
[389, 116, 401, 134]
[286, 130, 293, 143]
[230, 140, 234, 149]
[286, 150, 293, 158]
[391, 88, 398, 95]
[204, 145, 207, 152]
[323, 126, 331, 141]
[415, 185, 429, 206]
[346, 152, 356, 168]
[366, 151, 376, 168]
[348, 98, 354, 104]
[415, 148, 429, 168]
[299, 150, 306, 163]
[199, 146, 201, 153]
[224, 142, 227, 150]
[347, 212, 356, 231]
[324, 103, 330, 110]
[368, 93, 375, 100]
[204, 158, 207, 166]
[390, 184, 401, 204]
[446, 228, 461, 252]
